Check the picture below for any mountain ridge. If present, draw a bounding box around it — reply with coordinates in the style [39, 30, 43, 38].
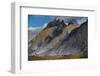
[28, 18, 88, 58]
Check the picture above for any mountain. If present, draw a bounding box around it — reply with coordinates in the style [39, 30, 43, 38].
[54, 20, 88, 58]
[28, 29, 40, 41]
[28, 25, 47, 41]
[28, 18, 88, 59]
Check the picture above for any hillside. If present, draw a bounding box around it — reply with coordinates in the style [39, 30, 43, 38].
[28, 18, 88, 60]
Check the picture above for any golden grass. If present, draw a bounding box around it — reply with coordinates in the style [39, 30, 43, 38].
[28, 54, 81, 61]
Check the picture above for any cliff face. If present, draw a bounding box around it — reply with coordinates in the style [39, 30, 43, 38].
[28, 18, 88, 58]
[55, 20, 88, 58]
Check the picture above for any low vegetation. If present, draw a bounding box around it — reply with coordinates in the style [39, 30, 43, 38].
[28, 53, 87, 61]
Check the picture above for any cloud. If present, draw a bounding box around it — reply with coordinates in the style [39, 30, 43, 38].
[28, 23, 48, 31]
[28, 26, 41, 31]
[76, 17, 88, 25]
[55, 16, 66, 21]
[55, 16, 87, 25]
[55, 16, 78, 21]
[42, 23, 48, 28]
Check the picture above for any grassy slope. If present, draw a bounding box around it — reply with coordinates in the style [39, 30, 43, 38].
[28, 53, 86, 61]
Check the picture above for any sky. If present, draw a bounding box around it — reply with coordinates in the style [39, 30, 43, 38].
[28, 15, 88, 29]
[28, 15, 54, 28]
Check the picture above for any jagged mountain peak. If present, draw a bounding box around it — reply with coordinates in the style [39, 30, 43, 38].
[46, 18, 66, 28]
